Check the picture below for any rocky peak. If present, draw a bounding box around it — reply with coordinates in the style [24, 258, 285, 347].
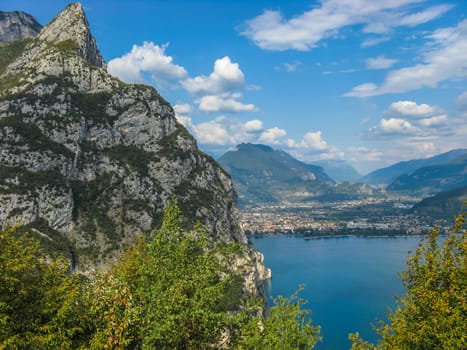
[0, 10, 42, 42]
[0, 3, 269, 294]
[37, 3, 105, 69]
[1, 3, 115, 97]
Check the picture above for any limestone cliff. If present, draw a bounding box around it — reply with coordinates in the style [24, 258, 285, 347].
[0, 3, 270, 291]
[0, 10, 42, 42]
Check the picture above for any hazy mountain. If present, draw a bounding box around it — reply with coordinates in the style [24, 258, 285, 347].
[387, 153, 467, 195]
[0, 3, 269, 291]
[313, 159, 361, 183]
[218, 143, 335, 205]
[411, 185, 467, 219]
[362, 149, 467, 186]
[0, 10, 42, 42]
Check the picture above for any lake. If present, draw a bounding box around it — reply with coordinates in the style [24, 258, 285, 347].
[250, 235, 424, 350]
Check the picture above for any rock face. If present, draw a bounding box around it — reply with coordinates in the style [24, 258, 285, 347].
[0, 10, 42, 42]
[0, 3, 269, 291]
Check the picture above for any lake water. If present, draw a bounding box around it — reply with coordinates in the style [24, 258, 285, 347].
[250, 235, 423, 350]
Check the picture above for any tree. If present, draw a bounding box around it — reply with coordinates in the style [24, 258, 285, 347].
[88, 199, 249, 348]
[350, 211, 467, 350]
[0, 226, 88, 349]
[235, 286, 321, 350]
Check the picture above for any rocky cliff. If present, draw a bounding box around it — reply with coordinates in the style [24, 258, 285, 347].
[0, 10, 42, 42]
[0, 3, 270, 290]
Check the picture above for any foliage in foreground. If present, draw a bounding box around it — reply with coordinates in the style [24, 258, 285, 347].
[0, 201, 320, 349]
[350, 211, 467, 350]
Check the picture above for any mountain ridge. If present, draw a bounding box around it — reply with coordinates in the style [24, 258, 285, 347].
[362, 149, 467, 186]
[387, 153, 467, 195]
[0, 3, 269, 291]
[0, 10, 42, 42]
[219, 143, 335, 205]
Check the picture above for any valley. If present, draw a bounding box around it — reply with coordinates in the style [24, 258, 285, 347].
[240, 194, 438, 237]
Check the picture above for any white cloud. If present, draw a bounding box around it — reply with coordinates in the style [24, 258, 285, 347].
[188, 117, 264, 146]
[258, 127, 287, 144]
[398, 4, 453, 27]
[244, 119, 263, 132]
[385, 100, 440, 118]
[346, 19, 467, 97]
[108, 42, 187, 85]
[173, 103, 193, 115]
[193, 120, 230, 145]
[175, 115, 193, 128]
[418, 114, 448, 127]
[241, 0, 452, 51]
[182, 56, 245, 95]
[366, 56, 398, 70]
[380, 118, 416, 134]
[197, 95, 257, 113]
[299, 131, 328, 150]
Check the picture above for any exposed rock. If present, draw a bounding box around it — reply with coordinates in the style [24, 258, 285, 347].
[0, 3, 269, 295]
[0, 10, 42, 42]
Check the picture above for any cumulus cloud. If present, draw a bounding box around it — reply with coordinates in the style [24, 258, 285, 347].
[173, 103, 193, 115]
[175, 115, 193, 128]
[379, 118, 416, 134]
[197, 95, 257, 113]
[258, 127, 287, 144]
[385, 100, 441, 118]
[244, 119, 263, 132]
[366, 56, 398, 70]
[418, 114, 448, 127]
[288, 131, 329, 150]
[108, 42, 187, 85]
[241, 0, 452, 51]
[362, 99, 454, 150]
[182, 56, 245, 95]
[188, 117, 264, 146]
[346, 19, 467, 97]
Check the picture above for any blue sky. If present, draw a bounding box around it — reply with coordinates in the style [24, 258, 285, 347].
[3, 0, 467, 173]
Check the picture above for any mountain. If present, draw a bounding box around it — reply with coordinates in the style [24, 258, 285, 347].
[362, 149, 467, 186]
[411, 185, 467, 219]
[0, 3, 269, 290]
[0, 10, 42, 42]
[218, 143, 334, 205]
[313, 159, 361, 183]
[387, 153, 467, 195]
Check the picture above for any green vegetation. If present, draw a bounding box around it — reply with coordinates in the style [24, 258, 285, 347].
[105, 145, 158, 177]
[0, 39, 31, 76]
[0, 117, 74, 158]
[3, 198, 464, 349]
[71, 91, 114, 125]
[71, 173, 121, 243]
[0, 201, 320, 349]
[53, 39, 78, 53]
[350, 210, 467, 349]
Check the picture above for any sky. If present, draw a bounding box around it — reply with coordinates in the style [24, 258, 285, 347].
[3, 0, 467, 174]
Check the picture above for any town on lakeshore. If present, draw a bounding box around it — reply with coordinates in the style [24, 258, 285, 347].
[240, 195, 447, 237]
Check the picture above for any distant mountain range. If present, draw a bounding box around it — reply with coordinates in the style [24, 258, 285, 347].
[218, 144, 377, 205]
[313, 159, 361, 183]
[0, 10, 42, 42]
[411, 185, 467, 219]
[218, 143, 334, 205]
[388, 153, 467, 196]
[362, 149, 467, 186]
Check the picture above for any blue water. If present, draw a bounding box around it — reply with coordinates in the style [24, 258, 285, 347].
[250, 235, 423, 350]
